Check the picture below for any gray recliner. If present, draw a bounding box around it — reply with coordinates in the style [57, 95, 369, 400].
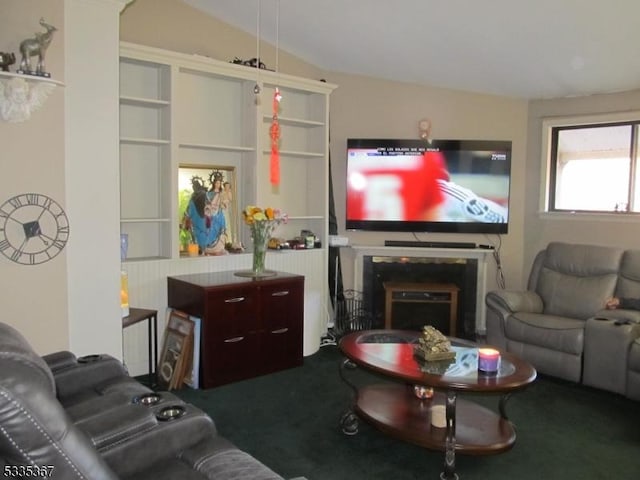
[0, 321, 295, 480]
[486, 242, 623, 382]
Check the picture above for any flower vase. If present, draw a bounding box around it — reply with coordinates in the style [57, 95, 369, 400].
[252, 237, 268, 275]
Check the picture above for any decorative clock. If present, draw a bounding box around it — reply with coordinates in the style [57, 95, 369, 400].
[0, 193, 69, 265]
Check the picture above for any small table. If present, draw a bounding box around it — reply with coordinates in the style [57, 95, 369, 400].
[339, 330, 536, 480]
[383, 282, 459, 335]
[122, 307, 158, 388]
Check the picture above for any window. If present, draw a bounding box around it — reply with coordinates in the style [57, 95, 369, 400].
[546, 119, 640, 213]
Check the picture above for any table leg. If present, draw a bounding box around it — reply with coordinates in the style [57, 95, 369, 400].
[441, 390, 459, 480]
[147, 316, 153, 387]
[499, 393, 512, 420]
[339, 358, 360, 435]
[151, 313, 158, 388]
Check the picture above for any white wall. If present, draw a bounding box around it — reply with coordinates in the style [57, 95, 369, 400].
[0, 0, 129, 359]
[0, 1, 67, 353]
[524, 90, 640, 279]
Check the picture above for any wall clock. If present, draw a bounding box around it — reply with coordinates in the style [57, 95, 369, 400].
[0, 193, 70, 265]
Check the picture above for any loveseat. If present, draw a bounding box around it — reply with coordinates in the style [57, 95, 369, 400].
[486, 242, 640, 400]
[0, 321, 306, 479]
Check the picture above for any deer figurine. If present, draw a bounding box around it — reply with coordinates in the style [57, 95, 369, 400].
[18, 18, 57, 77]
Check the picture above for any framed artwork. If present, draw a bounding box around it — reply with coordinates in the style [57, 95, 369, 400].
[178, 165, 238, 255]
[157, 310, 195, 390]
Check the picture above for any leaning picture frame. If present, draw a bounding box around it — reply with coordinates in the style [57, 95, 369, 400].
[157, 309, 195, 390]
[178, 165, 238, 256]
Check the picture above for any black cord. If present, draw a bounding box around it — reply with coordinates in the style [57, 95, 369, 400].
[484, 234, 506, 289]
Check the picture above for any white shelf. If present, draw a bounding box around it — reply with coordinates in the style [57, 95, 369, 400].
[120, 218, 171, 223]
[288, 215, 324, 220]
[262, 115, 325, 127]
[0, 71, 64, 122]
[120, 95, 170, 107]
[120, 137, 170, 145]
[179, 143, 254, 152]
[0, 70, 64, 86]
[262, 149, 325, 158]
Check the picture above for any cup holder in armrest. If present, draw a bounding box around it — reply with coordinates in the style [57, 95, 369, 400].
[77, 354, 103, 363]
[156, 405, 186, 421]
[132, 393, 162, 406]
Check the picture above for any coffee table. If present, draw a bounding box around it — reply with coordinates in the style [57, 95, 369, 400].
[338, 330, 537, 480]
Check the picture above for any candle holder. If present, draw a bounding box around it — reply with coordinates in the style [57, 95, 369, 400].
[478, 347, 500, 374]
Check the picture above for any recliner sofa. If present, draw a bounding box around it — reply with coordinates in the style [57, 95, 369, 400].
[0, 321, 305, 479]
[486, 242, 640, 400]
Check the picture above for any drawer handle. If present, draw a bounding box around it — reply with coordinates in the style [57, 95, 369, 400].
[271, 290, 289, 297]
[224, 296, 245, 303]
[271, 328, 289, 334]
[224, 336, 245, 343]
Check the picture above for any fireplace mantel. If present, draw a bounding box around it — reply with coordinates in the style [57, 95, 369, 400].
[351, 245, 491, 334]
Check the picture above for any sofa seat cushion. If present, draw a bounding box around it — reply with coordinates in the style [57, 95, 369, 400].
[506, 312, 584, 355]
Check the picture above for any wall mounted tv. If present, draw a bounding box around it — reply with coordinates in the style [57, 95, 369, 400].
[346, 138, 511, 234]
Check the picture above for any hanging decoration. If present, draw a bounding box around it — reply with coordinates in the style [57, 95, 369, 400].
[270, 0, 282, 186]
[418, 118, 432, 143]
[270, 88, 281, 185]
[253, 0, 262, 96]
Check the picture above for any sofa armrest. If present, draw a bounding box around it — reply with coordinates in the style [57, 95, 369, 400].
[51, 354, 130, 400]
[42, 350, 78, 372]
[486, 290, 543, 315]
[593, 308, 640, 325]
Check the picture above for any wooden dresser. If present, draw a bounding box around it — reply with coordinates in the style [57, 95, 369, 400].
[167, 271, 304, 388]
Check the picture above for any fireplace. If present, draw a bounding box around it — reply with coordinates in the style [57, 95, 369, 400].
[363, 256, 477, 338]
[351, 245, 491, 337]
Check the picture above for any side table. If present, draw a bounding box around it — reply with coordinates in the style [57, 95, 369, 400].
[383, 282, 459, 335]
[122, 307, 158, 388]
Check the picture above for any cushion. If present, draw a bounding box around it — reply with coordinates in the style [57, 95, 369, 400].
[505, 312, 584, 355]
[536, 242, 622, 319]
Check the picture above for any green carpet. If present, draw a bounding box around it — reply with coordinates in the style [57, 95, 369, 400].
[175, 344, 640, 480]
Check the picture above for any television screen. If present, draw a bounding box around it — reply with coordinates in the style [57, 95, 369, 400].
[346, 138, 511, 234]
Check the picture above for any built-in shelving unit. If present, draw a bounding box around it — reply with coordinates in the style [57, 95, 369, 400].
[119, 53, 172, 260]
[119, 42, 335, 261]
[119, 42, 336, 362]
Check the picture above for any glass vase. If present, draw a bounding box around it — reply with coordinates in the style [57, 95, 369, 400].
[252, 237, 268, 275]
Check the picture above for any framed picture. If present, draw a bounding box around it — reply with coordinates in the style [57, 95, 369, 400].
[158, 309, 195, 390]
[178, 165, 238, 255]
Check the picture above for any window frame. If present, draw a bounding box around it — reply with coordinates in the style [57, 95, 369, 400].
[540, 111, 640, 217]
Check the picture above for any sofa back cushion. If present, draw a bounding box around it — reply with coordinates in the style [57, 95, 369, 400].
[616, 249, 640, 299]
[0, 322, 55, 394]
[534, 242, 622, 319]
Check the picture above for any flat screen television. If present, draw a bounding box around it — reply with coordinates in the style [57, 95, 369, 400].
[345, 138, 511, 234]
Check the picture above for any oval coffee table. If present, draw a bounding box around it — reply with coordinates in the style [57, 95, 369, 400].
[339, 330, 537, 480]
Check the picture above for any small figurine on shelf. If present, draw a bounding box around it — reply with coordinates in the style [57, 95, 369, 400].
[17, 18, 57, 77]
[0, 52, 16, 72]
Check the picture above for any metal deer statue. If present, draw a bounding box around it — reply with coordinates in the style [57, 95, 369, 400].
[18, 18, 57, 77]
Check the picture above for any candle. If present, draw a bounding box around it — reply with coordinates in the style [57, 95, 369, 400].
[478, 348, 500, 373]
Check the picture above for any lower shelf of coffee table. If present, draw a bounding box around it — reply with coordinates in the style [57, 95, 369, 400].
[354, 384, 515, 455]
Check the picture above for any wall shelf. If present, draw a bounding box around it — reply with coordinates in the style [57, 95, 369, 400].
[0, 71, 64, 122]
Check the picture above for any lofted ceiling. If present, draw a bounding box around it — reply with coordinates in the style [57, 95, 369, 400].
[183, 0, 640, 100]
